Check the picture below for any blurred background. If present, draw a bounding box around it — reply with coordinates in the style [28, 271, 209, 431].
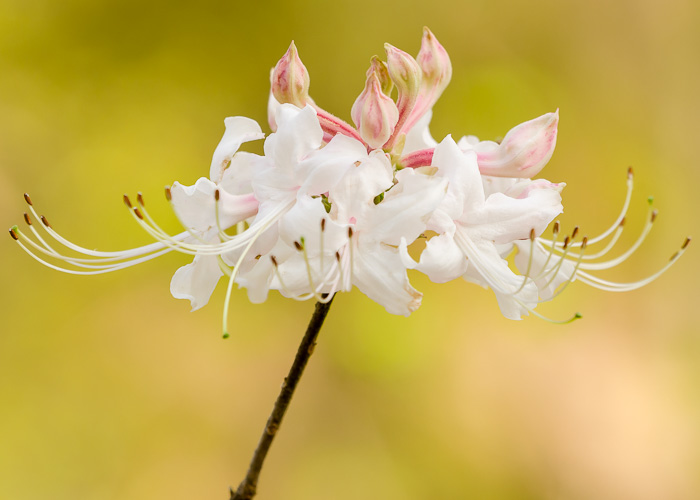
[1, 0, 699, 499]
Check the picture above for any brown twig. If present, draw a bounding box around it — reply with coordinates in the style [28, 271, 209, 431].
[230, 296, 335, 500]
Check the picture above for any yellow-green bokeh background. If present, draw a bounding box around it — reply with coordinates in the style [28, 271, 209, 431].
[2, 1, 699, 499]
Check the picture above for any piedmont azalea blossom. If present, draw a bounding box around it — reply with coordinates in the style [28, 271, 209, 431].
[10, 28, 690, 333]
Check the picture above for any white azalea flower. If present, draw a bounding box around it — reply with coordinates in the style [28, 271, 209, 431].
[11, 28, 690, 333]
[400, 135, 564, 319]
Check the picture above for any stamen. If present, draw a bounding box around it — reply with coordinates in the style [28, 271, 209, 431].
[137, 192, 145, 206]
[40, 215, 51, 228]
[24, 193, 33, 206]
[164, 186, 172, 201]
[133, 208, 144, 220]
[23, 213, 32, 225]
[571, 226, 579, 240]
[123, 195, 132, 208]
[9, 226, 19, 240]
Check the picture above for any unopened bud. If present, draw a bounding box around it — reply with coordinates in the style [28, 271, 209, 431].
[384, 43, 422, 101]
[417, 27, 452, 90]
[271, 41, 310, 107]
[367, 56, 393, 96]
[351, 72, 399, 149]
[475, 110, 559, 178]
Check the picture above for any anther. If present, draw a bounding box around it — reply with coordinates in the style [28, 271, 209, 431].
[23, 213, 32, 225]
[271, 255, 278, 267]
[619, 217, 626, 227]
[133, 208, 144, 220]
[320, 218, 326, 232]
[164, 186, 172, 202]
[137, 192, 145, 206]
[23, 193, 33, 206]
[123, 194, 132, 208]
[335, 251, 341, 261]
[294, 241, 303, 251]
[348, 227, 354, 239]
[682, 237, 691, 250]
[553, 221, 560, 235]
[9, 227, 19, 240]
[650, 210, 658, 223]
[214, 189, 220, 202]
[529, 228, 536, 241]
[571, 226, 579, 239]
[40, 215, 51, 228]
[581, 236, 588, 250]
[627, 166, 633, 178]
[563, 236, 570, 250]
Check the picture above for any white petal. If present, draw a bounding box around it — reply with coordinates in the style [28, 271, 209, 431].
[264, 104, 323, 175]
[170, 254, 224, 311]
[210, 117, 264, 182]
[431, 136, 484, 218]
[352, 243, 422, 316]
[328, 151, 393, 225]
[415, 232, 468, 283]
[465, 187, 563, 244]
[296, 134, 368, 196]
[367, 167, 447, 246]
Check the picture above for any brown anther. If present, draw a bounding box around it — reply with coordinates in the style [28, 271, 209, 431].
[23, 213, 32, 225]
[563, 236, 570, 249]
[320, 218, 326, 232]
[9, 228, 19, 240]
[651, 210, 658, 223]
[40, 215, 51, 228]
[619, 217, 626, 227]
[529, 228, 536, 241]
[682, 237, 691, 250]
[271, 255, 278, 267]
[553, 221, 560, 234]
[348, 227, 354, 238]
[164, 186, 172, 201]
[123, 194, 132, 208]
[581, 236, 588, 250]
[137, 192, 145, 206]
[214, 189, 220, 202]
[294, 241, 303, 251]
[571, 226, 579, 239]
[133, 208, 144, 220]
[335, 251, 341, 261]
[670, 251, 679, 261]
[627, 166, 634, 178]
[23, 193, 33, 206]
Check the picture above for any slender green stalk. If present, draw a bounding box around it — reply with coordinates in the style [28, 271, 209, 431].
[230, 296, 335, 500]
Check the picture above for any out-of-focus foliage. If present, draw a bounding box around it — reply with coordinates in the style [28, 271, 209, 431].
[1, 1, 699, 499]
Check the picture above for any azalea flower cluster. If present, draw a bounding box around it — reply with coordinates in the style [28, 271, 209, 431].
[11, 29, 690, 333]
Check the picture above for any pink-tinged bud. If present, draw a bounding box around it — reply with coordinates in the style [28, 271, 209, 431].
[475, 110, 559, 178]
[271, 41, 310, 107]
[384, 43, 422, 101]
[367, 55, 393, 96]
[416, 27, 452, 90]
[351, 72, 399, 149]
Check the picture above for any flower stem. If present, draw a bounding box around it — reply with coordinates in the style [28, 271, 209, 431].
[230, 296, 335, 500]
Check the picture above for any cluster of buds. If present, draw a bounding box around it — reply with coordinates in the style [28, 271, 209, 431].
[10, 28, 690, 335]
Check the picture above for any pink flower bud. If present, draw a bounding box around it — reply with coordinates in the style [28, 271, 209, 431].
[351, 72, 399, 149]
[271, 41, 310, 107]
[384, 43, 422, 101]
[367, 55, 393, 96]
[416, 27, 452, 90]
[475, 111, 559, 178]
